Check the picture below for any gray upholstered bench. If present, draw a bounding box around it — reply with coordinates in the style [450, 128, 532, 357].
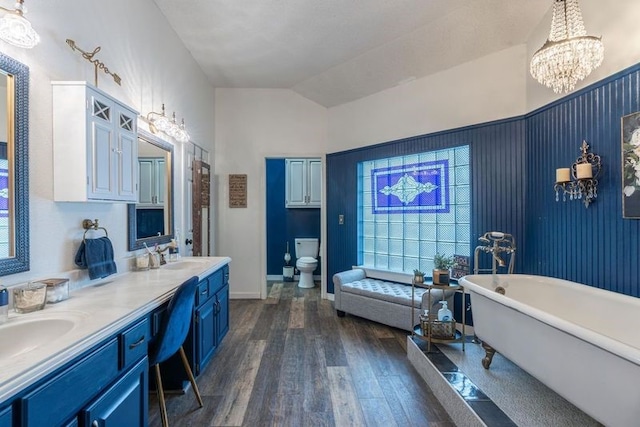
[333, 268, 455, 331]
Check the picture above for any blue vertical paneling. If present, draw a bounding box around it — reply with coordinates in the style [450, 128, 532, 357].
[326, 119, 527, 293]
[266, 159, 321, 275]
[525, 64, 640, 296]
[327, 63, 640, 298]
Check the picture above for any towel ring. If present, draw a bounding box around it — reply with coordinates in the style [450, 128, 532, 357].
[82, 218, 109, 242]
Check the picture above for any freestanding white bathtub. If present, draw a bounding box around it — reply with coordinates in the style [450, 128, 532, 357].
[459, 274, 640, 427]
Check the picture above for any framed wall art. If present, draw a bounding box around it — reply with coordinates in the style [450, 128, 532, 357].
[622, 111, 640, 218]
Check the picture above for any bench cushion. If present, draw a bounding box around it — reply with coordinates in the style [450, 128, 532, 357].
[340, 278, 426, 307]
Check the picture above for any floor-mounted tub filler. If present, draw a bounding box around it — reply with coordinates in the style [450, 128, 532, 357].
[459, 274, 640, 427]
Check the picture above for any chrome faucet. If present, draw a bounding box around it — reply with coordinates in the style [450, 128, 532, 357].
[473, 231, 516, 274]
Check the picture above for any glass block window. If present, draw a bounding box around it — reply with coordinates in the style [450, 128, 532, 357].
[358, 145, 471, 273]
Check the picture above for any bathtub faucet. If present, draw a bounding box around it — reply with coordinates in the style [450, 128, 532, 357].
[473, 231, 516, 274]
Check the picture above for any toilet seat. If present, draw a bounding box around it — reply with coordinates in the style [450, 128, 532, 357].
[297, 256, 317, 265]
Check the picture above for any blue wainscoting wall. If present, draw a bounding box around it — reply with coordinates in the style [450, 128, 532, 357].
[524, 65, 640, 296]
[266, 158, 321, 276]
[326, 63, 640, 298]
[326, 118, 527, 294]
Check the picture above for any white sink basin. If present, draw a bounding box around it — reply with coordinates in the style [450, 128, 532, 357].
[162, 261, 205, 270]
[0, 315, 79, 360]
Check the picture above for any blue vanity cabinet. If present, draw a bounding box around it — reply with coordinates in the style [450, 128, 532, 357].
[187, 266, 230, 376]
[17, 317, 149, 427]
[21, 339, 120, 426]
[81, 357, 148, 427]
[160, 265, 231, 389]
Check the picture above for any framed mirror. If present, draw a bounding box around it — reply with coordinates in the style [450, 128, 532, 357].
[0, 52, 29, 276]
[127, 129, 174, 250]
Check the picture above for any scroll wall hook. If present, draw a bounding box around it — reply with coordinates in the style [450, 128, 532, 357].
[65, 39, 121, 87]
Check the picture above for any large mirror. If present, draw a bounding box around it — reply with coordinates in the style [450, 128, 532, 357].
[0, 52, 29, 276]
[127, 129, 174, 250]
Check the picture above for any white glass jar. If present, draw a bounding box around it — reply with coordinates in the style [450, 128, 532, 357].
[40, 278, 70, 304]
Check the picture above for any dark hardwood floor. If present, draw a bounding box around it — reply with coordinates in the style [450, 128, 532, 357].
[149, 281, 455, 426]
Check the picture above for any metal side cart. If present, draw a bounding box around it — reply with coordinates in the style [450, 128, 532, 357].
[411, 280, 466, 353]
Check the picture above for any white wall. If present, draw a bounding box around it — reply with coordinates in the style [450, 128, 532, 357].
[214, 89, 327, 298]
[1, 0, 214, 287]
[327, 45, 529, 152]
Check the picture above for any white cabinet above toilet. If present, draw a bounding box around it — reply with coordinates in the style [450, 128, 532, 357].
[285, 158, 321, 208]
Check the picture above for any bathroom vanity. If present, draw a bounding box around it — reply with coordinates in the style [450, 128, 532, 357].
[0, 256, 230, 427]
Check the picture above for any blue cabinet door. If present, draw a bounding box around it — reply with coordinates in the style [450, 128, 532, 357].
[216, 284, 229, 343]
[81, 357, 148, 427]
[0, 405, 11, 427]
[196, 296, 216, 375]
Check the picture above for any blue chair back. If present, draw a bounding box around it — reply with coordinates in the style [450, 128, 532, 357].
[149, 276, 199, 366]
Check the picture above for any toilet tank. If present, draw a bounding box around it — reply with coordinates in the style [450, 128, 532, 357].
[295, 238, 319, 258]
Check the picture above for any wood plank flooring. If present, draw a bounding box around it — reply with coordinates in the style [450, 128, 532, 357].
[149, 282, 455, 426]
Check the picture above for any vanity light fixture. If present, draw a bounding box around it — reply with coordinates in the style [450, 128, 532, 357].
[0, 0, 40, 49]
[554, 141, 602, 208]
[146, 104, 172, 134]
[146, 107, 190, 143]
[174, 118, 190, 143]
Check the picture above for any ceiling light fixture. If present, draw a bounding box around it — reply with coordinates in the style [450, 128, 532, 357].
[146, 106, 190, 143]
[530, 0, 604, 94]
[0, 0, 39, 49]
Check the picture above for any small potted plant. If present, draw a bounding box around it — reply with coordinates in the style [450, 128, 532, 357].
[432, 253, 457, 285]
[413, 269, 425, 284]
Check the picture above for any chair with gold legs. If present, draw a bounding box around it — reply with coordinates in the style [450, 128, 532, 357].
[148, 276, 203, 427]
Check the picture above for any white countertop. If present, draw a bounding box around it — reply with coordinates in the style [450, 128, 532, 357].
[0, 256, 231, 404]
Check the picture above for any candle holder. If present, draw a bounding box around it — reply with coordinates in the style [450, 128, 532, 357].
[554, 141, 601, 208]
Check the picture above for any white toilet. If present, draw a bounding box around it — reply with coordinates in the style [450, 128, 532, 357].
[295, 238, 319, 288]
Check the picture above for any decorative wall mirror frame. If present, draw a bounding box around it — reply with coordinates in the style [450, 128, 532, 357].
[127, 129, 174, 250]
[0, 52, 29, 276]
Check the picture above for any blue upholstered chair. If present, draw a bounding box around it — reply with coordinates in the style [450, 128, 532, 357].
[149, 276, 203, 427]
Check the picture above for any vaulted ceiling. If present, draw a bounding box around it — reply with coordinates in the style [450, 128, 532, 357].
[152, 0, 551, 107]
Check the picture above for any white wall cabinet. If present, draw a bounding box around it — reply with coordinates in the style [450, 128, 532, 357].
[285, 158, 321, 208]
[52, 81, 138, 202]
[138, 158, 165, 205]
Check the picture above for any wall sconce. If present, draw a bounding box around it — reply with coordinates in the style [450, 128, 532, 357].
[554, 141, 602, 208]
[0, 0, 39, 48]
[146, 105, 190, 143]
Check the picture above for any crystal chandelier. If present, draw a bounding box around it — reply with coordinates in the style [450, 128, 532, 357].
[530, 0, 604, 94]
[0, 0, 39, 49]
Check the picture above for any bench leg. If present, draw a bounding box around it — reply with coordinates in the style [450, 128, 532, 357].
[336, 310, 346, 317]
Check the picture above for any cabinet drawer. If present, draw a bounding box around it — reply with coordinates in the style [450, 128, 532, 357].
[21, 338, 119, 427]
[196, 279, 211, 307]
[120, 318, 149, 370]
[209, 269, 224, 294]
